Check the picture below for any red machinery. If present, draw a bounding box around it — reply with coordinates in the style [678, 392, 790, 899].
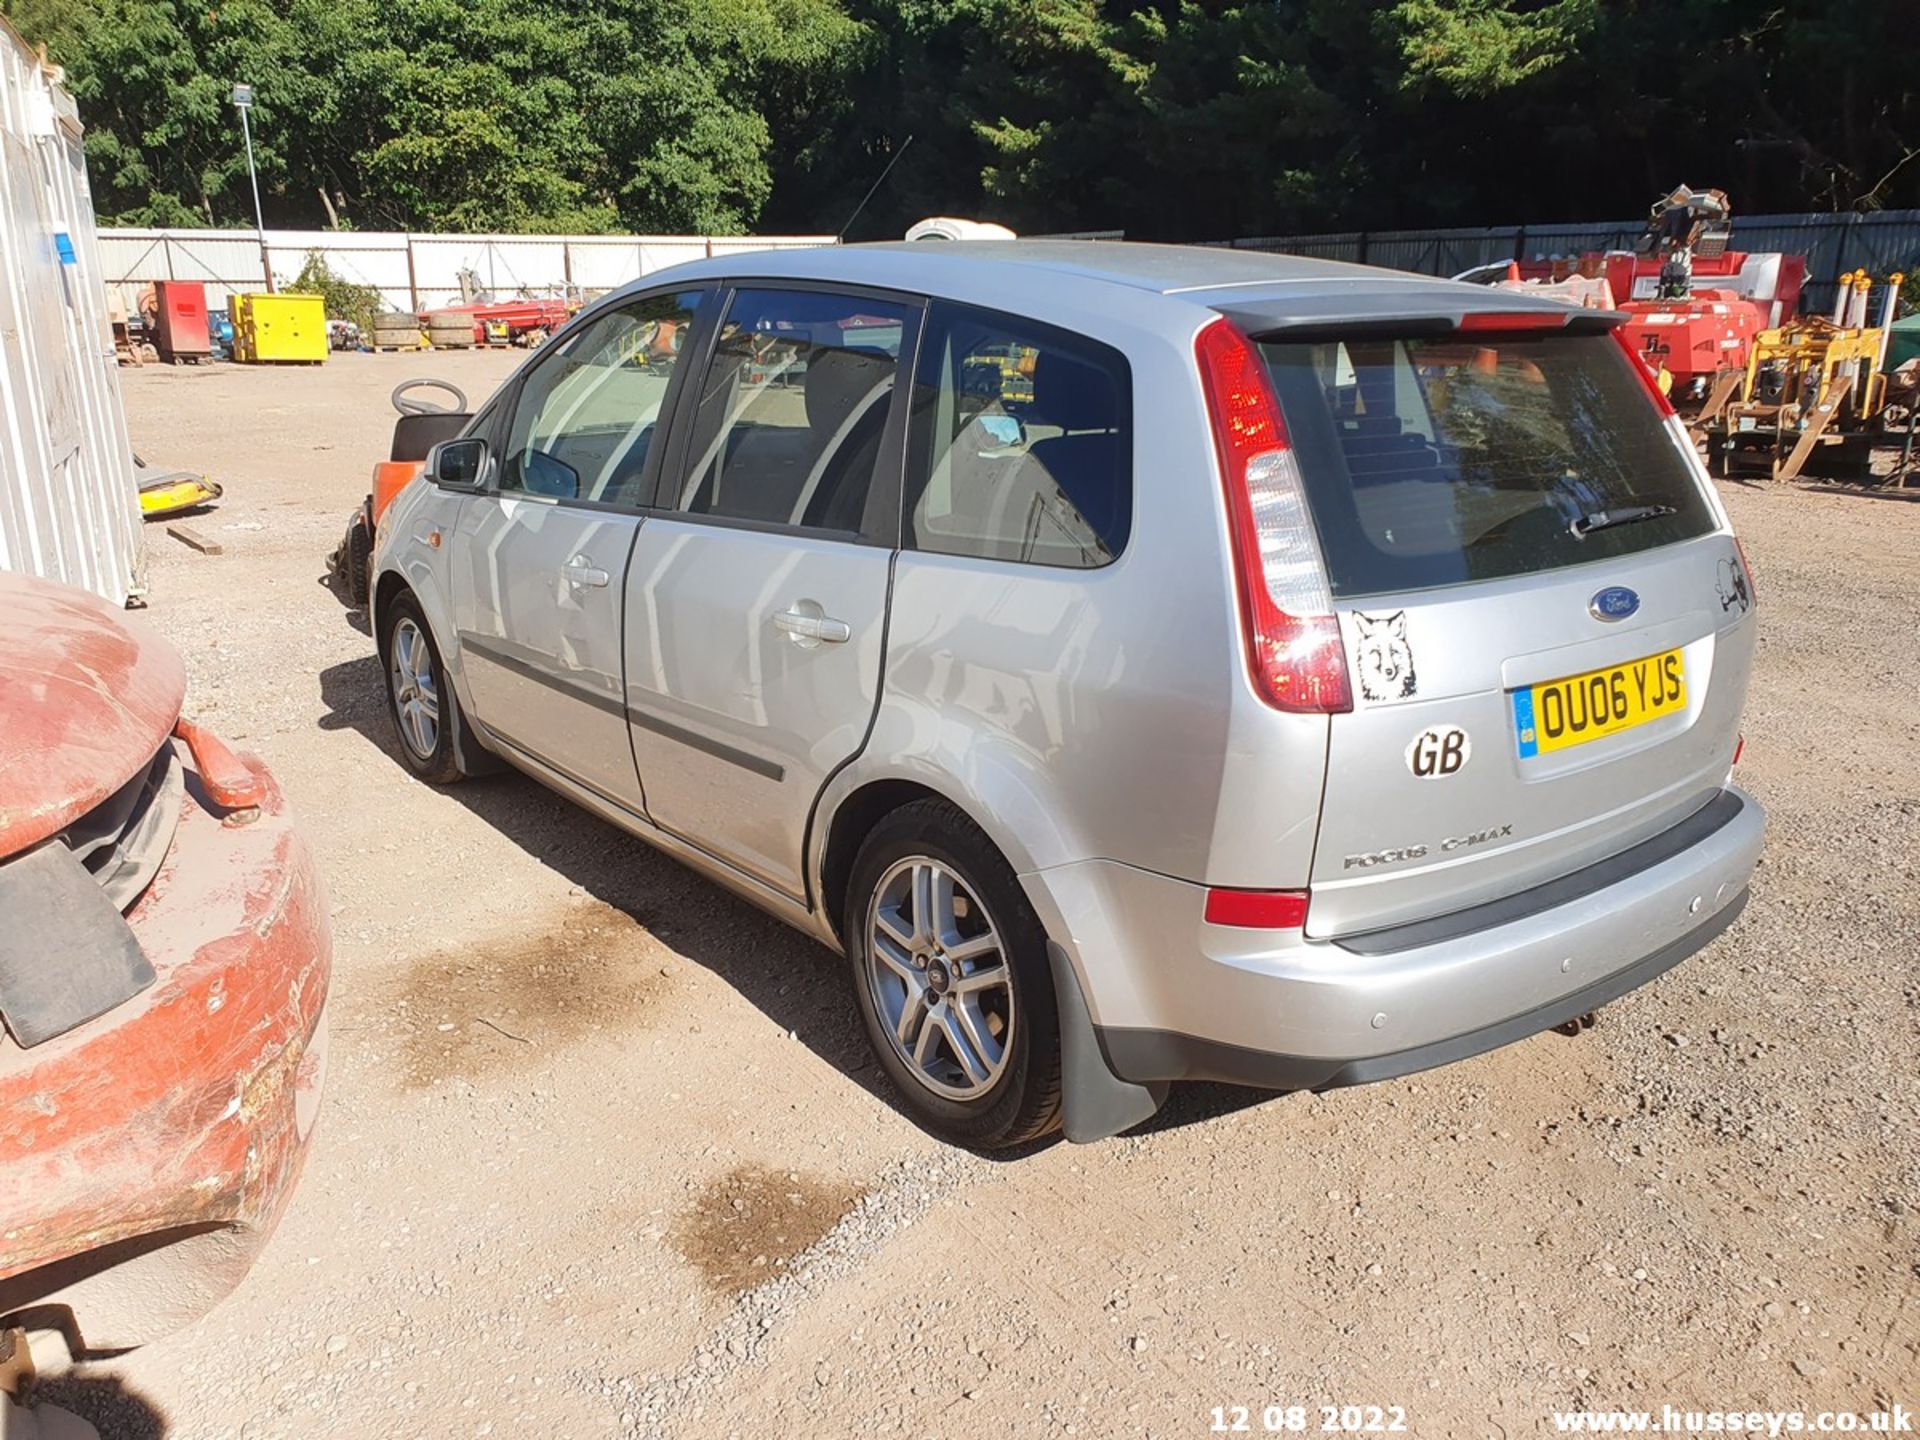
[145, 280, 211, 364]
[420, 295, 572, 347]
[1606, 250, 1804, 407]
[1504, 187, 1807, 410]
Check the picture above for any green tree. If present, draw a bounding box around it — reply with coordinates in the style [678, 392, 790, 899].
[6, 0, 866, 233]
[8, 0, 305, 225]
[6, 0, 1917, 241]
[1391, 0, 1595, 98]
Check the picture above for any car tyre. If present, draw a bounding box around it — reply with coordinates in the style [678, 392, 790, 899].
[844, 799, 1062, 1149]
[343, 508, 373, 607]
[383, 592, 470, 784]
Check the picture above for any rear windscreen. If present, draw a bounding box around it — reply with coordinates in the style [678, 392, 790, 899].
[1259, 331, 1717, 597]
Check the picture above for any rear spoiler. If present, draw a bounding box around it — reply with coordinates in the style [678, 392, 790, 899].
[1214, 287, 1625, 342]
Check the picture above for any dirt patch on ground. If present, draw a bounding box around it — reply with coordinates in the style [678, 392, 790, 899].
[670, 1165, 868, 1295]
[387, 898, 668, 1088]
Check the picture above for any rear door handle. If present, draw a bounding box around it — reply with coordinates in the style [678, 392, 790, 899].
[563, 558, 610, 588]
[772, 608, 852, 646]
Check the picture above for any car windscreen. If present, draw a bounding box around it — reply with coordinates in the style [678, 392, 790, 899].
[1258, 330, 1717, 598]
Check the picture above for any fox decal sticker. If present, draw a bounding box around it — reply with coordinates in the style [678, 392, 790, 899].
[1716, 556, 1751, 615]
[1355, 611, 1417, 702]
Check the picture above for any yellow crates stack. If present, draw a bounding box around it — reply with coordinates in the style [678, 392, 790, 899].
[230, 293, 328, 364]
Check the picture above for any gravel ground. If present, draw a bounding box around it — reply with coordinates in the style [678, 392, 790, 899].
[30, 352, 1918, 1437]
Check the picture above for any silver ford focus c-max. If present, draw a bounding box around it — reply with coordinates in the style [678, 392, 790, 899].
[370, 241, 1764, 1148]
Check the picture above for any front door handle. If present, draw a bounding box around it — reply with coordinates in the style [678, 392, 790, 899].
[562, 557, 610, 588]
[772, 608, 852, 646]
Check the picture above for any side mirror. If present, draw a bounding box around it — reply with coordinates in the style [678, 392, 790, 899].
[427, 437, 487, 490]
[520, 449, 579, 500]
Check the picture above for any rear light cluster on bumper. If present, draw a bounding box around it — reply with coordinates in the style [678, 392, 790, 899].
[1194, 317, 1352, 715]
[1204, 887, 1310, 930]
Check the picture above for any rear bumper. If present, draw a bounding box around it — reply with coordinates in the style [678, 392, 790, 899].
[1023, 785, 1763, 1091]
[0, 747, 330, 1348]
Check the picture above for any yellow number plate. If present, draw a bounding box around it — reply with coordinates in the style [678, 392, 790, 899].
[1512, 648, 1686, 757]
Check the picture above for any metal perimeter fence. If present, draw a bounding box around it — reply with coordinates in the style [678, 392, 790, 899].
[97, 211, 1920, 323]
[95, 227, 835, 317]
[1209, 210, 1920, 317]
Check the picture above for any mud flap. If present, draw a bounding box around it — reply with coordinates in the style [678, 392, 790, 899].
[1046, 941, 1166, 1142]
[449, 687, 506, 777]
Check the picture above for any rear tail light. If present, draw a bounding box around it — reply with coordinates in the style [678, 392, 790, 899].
[1732, 733, 1745, 767]
[1734, 534, 1757, 602]
[1204, 887, 1309, 930]
[1613, 325, 1678, 418]
[1194, 318, 1351, 714]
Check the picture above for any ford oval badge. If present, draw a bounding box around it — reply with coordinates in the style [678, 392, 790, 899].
[1589, 585, 1639, 622]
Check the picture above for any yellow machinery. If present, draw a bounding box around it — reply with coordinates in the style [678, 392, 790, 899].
[961, 341, 1039, 405]
[230, 292, 328, 364]
[133, 453, 222, 518]
[1705, 270, 1906, 482]
[139, 474, 222, 517]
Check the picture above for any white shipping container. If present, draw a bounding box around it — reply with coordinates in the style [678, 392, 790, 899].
[0, 17, 141, 605]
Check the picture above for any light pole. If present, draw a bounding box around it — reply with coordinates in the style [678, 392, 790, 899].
[232, 82, 272, 292]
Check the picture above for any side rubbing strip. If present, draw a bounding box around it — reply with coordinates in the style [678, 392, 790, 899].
[623, 706, 785, 782]
[459, 633, 625, 718]
[460, 632, 785, 782]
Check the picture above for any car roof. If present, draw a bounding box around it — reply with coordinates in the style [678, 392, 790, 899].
[651, 240, 1390, 298]
[606, 240, 1612, 337]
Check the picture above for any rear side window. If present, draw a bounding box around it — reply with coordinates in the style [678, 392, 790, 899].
[674, 287, 908, 534]
[1260, 331, 1716, 597]
[905, 302, 1130, 569]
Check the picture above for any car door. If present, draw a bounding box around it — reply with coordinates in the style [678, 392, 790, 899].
[622, 284, 921, 900]
[451, 286, 709, 813]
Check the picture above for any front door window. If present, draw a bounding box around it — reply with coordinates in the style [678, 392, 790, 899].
[501, 290, 704, 507]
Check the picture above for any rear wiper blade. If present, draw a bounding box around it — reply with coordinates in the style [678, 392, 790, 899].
[1570, 504, 1677, 539]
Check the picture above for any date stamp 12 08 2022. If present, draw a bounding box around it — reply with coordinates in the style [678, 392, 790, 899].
[1210, 1404, 1411, 1434]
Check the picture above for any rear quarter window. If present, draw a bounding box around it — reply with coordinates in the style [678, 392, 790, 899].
[904, 302, 1131, 569]
[1260, 330, 1717, 597]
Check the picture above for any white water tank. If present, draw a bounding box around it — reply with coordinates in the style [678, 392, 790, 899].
[905, 217, 1018, 242]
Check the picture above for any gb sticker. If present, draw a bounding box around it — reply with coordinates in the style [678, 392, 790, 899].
[1407, 724, 1471, 779]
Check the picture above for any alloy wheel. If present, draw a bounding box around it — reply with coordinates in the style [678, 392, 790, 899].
[863, 855, 1015, 1101]
[389, 617, 441, 760]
